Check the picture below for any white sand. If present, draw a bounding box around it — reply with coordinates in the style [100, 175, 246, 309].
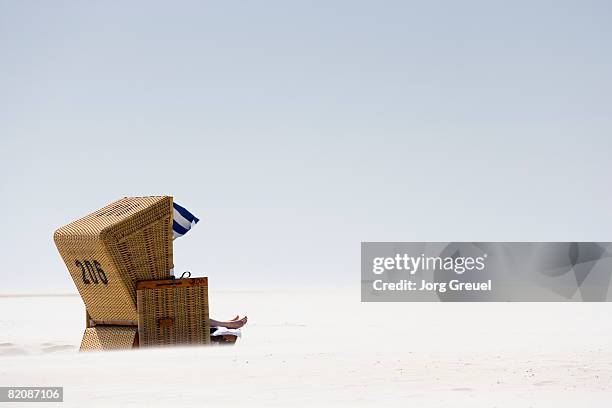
[1, 289, 611, 407]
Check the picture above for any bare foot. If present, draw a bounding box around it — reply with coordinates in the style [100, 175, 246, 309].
[225, 316, 247, 329]
[209, 316, 248, 329]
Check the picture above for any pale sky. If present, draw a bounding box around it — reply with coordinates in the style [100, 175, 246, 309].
[1, 1, 611, 292]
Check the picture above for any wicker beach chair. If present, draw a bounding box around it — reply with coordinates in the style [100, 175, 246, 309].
[54, 196, 212, 351]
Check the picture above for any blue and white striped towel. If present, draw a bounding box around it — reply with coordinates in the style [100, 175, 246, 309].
[173, 202, 199, 239]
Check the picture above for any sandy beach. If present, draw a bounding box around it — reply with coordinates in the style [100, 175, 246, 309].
[2, 1, 611, 406]
[1, 288, 611, 407]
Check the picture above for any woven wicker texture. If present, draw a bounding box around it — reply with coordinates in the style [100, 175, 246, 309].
[136, 278, 210, 347]
[80, 326, 138, 351]
[54, 197, 174, 322]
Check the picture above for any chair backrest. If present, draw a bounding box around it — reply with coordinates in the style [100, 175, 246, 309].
[54, 196, 174, 323]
